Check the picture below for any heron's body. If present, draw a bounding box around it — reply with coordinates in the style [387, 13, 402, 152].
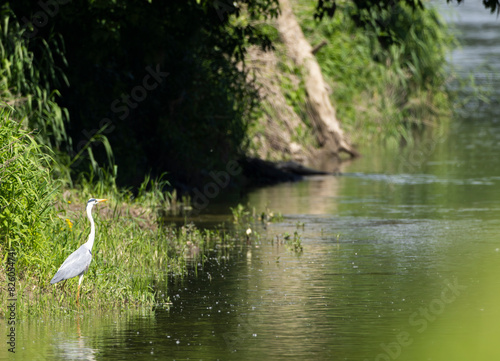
[50, 243, 92, 284]
[50, 198, 106, 304]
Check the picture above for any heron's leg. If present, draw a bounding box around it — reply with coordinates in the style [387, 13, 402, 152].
[76, 284, 80, 306]
[76, 274, 84, 306]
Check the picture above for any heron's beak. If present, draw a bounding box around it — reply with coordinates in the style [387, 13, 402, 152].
[97, 199, 107, 203]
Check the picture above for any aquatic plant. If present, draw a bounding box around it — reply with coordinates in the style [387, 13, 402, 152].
[285, 231, 303, 253]
[231, 204, 251, 224]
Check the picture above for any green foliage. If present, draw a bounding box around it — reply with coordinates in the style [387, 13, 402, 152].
[136, 173, 172, 208]
[0, 7, 70, 152]
[295, 1, 456, 142]
[0, 110, 59, 270]
[4, 0, 279, 187]
[277, 62, 311, 128]
[231, 204, 251, 224]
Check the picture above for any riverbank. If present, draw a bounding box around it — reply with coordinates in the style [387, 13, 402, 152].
[0, 191, 232, 317]
[0, 109, 307, 317]
[245, 0, 455, 166]
[0, 2, 460, 191]
[0, 116, 228, 316]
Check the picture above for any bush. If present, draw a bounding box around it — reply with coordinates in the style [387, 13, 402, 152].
[0, 110, 59, 274]
[295, 1, 455, 142]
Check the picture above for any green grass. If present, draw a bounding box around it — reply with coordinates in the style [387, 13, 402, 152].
[1, 189, 239, 317]
[0, 109, 59, 271]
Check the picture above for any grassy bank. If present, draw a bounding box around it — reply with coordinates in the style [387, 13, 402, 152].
[1, 195, 239, 318]
[1, 191, 237, 317]
[0, 112, 241, 316]
[11, 195, 238, 317]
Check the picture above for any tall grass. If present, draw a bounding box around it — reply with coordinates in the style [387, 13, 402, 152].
[0, 7, 70, 152]
[0, 109, 58, 271]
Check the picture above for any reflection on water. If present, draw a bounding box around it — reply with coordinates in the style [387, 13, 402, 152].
[3, 3, 500, 361]
[52, 318, 96, 361]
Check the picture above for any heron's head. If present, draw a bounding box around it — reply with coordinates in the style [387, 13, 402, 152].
[87, 198, 107, 207]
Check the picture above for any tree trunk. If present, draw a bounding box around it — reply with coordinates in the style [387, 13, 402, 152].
[276, 0, 358, 158]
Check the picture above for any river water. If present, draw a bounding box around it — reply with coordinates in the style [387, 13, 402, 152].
[3, 4, 500, 361]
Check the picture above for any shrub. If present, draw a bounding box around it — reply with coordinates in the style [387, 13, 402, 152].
[0, 110, 58, 274]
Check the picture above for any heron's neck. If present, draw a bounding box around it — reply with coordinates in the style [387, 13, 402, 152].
[85, 205, 96, 250]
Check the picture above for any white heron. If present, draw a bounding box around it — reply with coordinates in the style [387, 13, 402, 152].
[50, 198, 107, 305]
